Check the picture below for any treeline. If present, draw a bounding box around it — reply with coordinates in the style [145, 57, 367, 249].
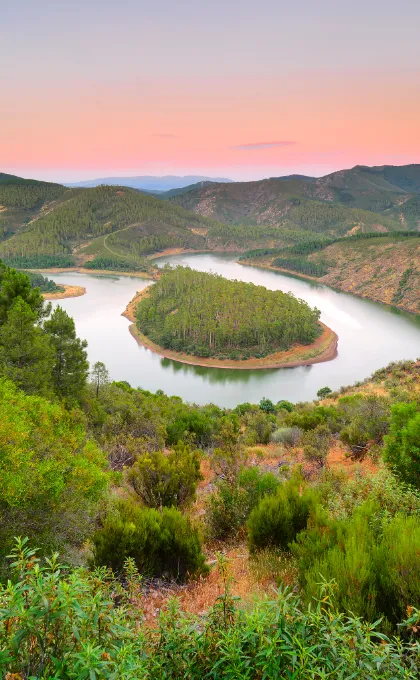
[23, 270, 62, 292]
[238, 233, 334, 261]
[239, 231, 420, 281]
[137, 266, 321, 358]
[207, 221, 289, 245]
[283, 198, 401, 234]
[271, 256, 330, 277]
[0, 174, 65, 209]
[0, 185, 218, 258]
[2, 254, 75, 268]
[84, 256, 151, 272]
[106, 225, 203, 257]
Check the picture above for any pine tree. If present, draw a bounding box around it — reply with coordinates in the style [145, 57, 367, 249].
[0, 264, 50, 324]
[44, 305, 89, 401]
[0, 298, 54, 396]
[91, 361, 110, 397]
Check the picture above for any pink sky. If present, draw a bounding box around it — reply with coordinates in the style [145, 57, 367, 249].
[2, 1, 420, 182]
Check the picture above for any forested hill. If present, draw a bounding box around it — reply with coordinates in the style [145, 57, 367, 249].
[169, 164, 420, 234]
[0, 184, 221, 265]
[0, 173, 65, 209]
[0, 173, 67, 243]
[1, 166, 420, 272]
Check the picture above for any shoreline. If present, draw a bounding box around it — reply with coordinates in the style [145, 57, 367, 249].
[28, 267, 157, 279]
[123, 286, 338, 370]
[239, 259, 420, 316]
[42, 284, 86, 300]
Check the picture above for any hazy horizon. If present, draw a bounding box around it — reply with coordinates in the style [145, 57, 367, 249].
[4, 159, 420, 186]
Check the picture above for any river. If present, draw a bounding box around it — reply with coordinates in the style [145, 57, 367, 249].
[45, 252, 420, 407]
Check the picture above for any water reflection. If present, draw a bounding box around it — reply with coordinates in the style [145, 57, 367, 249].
[44, 254, 420, 407]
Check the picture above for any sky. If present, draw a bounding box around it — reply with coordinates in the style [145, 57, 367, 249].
[2, 0, 420, 182]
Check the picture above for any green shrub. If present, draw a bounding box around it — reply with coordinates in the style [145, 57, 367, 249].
[338, 393, 390, 455]
[206, 467, 280, 540]
[320, 467, 420, 520]
[206, 483, 250, 540]
[243, 410, 273, 445]
[92, 499, 207, 581]
[292, 503, 420, 628]
[375, 515, 420, 624]
[259, 397, 276, 413]
[276, 399, 294, 412]
[302, 423, 333, 468]
[287, 405, 340, 432]
[270, 426, 302, 447]
[383, 402, 420, 488]
[247, 475, 316, 552]
[127, 442, 202, 508]
[0, 378, 108, 572]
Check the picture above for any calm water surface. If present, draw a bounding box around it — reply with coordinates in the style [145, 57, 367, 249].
[45, 253, 420, 407]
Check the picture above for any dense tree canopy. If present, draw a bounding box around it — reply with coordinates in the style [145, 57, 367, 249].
[0, 174, 65, 209]
[136, 266, 321, 358]
[0, 259, 89, 399]
[0, 185, 216, 259]
[23, 270, 62, 292]
[0, 262, 49, 323]
[0, 378, 107, 562]
[44, 306, 89, 401]
[0, 298, 55, 396]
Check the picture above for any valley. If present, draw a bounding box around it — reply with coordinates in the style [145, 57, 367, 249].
[41, 252, 420, 406]
[0, 165, 419, 317]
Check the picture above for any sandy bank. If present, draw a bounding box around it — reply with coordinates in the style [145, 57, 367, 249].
[42, 284, 86, 300]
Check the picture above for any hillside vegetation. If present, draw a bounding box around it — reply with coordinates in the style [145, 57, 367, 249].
[241, 233, 420, 313]
[170, 163, 420, 234]
[0, 173, 67, 242]
[0, 168, 419, 314]
[136, 266, 322, 359]
[0, 259, 420, 676]
[0, 185, 217, 264]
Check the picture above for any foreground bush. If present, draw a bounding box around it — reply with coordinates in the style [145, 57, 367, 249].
[92, 499, 207, 581]
[127, 442, 202, 508]
[1, 539, 419, 679]
[293, 502, 420, 628]
[270, 426, 302, 447]
[0, 378, 108, 573]
[384, 402, 420, 488]
[206, 467, 280, 540]
[247, 474, 317, 552]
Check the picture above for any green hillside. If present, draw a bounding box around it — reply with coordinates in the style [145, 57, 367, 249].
[241, 233, 420, 314]
[169, 164, 420, 233]
[0, 173, 65, 208]
[0, 173, 67, 243]
[0, 184, 218, 264]
[0, 166, 419, 282]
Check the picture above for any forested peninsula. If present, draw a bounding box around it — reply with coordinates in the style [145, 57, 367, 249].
[134, 267, 337, 367]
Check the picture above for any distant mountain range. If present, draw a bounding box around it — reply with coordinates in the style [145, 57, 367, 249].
[66, 175, 233, 192]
